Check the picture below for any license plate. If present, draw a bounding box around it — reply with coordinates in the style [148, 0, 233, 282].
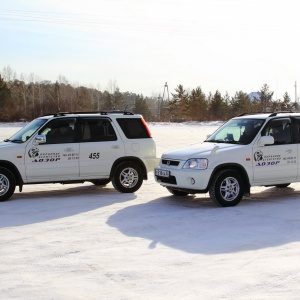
[155, 169, 170, 178]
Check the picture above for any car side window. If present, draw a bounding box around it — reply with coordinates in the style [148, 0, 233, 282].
[292, 119, 300, 143]
[80, 119, 117, 142]
[262, 118, 292, 145]
[40, 118, 76, 144]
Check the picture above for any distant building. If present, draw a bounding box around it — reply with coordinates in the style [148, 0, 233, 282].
[248, 92, 260, 101]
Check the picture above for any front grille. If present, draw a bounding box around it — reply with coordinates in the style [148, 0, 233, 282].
[162, 159, 180, 166]
[156, 175, 177, 185]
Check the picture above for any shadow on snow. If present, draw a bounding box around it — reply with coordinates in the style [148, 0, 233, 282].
[0, 183, 136, 228]
[107, 185, 300, 254]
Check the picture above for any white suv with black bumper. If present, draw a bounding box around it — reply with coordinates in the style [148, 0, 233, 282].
[0, 111, 158, 201]
[155, 112, 300, 207]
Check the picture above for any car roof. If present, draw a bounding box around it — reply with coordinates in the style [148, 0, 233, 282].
[233, 112, 300, 120]
[38, 111, 142, 120]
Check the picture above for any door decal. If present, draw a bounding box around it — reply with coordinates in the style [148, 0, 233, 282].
[254, 150, 296, 167]
[28, 147, 61, 163]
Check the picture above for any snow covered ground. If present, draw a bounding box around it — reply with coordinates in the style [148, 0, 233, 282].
[1, 122, 300, 299]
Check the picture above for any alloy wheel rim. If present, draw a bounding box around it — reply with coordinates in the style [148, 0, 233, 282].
[220, 177, 239, 201]
[120, 168, 138, 188]
[0, 174, 10, 196]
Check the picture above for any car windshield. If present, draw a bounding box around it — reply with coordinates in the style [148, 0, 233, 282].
[205, 118, 265, 145]
[4, 118, 48, 143]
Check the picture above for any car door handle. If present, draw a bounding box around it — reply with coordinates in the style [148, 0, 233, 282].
[112, 145, 120, 149]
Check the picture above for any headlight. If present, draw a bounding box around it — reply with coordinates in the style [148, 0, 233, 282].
[182, 158, 208, 169]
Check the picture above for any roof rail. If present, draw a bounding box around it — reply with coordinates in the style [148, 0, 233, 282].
[42, 111, 98, 117]
[43, 110, 134, 117]
[269, 110, 297, 117]
[100, 110, 134, 115]
[237, 112, 269, 117]
[237, 110, 299, 118]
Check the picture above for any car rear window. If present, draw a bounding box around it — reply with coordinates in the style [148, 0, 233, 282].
[117, 118, 151, 139]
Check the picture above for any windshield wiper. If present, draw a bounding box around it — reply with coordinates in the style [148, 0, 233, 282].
[204, 140, 225, 143]
[205, 140, 241, 144]
[4, 139, 23, 143]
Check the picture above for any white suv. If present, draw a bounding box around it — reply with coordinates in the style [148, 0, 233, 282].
[0, 111, 158, 201]
[155, 112, 300, 207]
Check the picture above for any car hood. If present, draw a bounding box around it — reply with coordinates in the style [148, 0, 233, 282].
[0, 141, 23, 150]
[161, 142, 240, 160]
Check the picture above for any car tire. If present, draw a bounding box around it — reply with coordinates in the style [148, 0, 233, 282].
[90, 179, 111, 186]
[275, 183, 290, 188]
[167, 187, 189, 196]
[209, 169, 244, 207]
[112, 162, 143, 193]
[0, 167, 16, 202]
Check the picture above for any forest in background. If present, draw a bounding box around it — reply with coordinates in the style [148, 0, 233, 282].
[0, 66, 297, 122]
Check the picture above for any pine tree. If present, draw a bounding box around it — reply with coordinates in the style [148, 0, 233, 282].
[282, 92, 291, 110]
[230, 91, 252, 116]
[188, 87, 208, 121]
[169, 84, 189, 121]
[258, 84, 274, 111]
[208, 91, 227, 121]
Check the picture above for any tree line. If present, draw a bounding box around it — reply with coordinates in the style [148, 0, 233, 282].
[159, 84, 295, 122]
[0, 66, 296, 122]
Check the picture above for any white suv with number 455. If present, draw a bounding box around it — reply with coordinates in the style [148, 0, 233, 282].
[0, 111, 158, 201]
[155, 112, 300, 207]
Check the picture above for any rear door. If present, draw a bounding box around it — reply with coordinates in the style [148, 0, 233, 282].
[78, 117, 125, 178]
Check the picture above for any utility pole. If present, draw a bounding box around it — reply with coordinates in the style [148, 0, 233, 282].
[162, 82, 169, 101]
[158, 82, 169, 120]
[295, 81, 297, 104]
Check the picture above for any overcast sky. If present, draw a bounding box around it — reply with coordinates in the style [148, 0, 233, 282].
[1, 0, 299, 100]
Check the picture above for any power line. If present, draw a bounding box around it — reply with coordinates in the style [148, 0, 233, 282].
[0, 8, 275, 40]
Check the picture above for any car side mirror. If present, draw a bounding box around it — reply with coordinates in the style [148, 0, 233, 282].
[33, 135, 46, 145]
[258, 135, 274, 146]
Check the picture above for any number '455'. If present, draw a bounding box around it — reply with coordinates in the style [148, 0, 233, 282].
[89, 152, 100, 159]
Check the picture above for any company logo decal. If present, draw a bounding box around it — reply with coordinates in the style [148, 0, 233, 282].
[254, 150, 263, 162]
[28, 147, 39, 158]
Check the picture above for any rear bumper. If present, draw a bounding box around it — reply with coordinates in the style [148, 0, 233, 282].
[144, 157, 160, 173]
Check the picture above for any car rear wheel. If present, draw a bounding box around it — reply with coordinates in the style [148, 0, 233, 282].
[0, 167, 16, 202]
[209, 169, 244, 207]
[167, 187, 189, 196]
[112, 162, 143, 193]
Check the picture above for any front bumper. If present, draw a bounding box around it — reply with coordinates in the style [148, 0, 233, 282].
[154, 167, 212, 191]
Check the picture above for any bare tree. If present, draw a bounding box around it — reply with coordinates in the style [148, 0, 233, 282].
[1, 66, 17, 82]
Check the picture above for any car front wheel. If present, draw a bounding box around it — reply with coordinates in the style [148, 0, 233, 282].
[209, 169, 244, 207]
[0, 167, 16, 202]
[112, 162, 143, 193]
